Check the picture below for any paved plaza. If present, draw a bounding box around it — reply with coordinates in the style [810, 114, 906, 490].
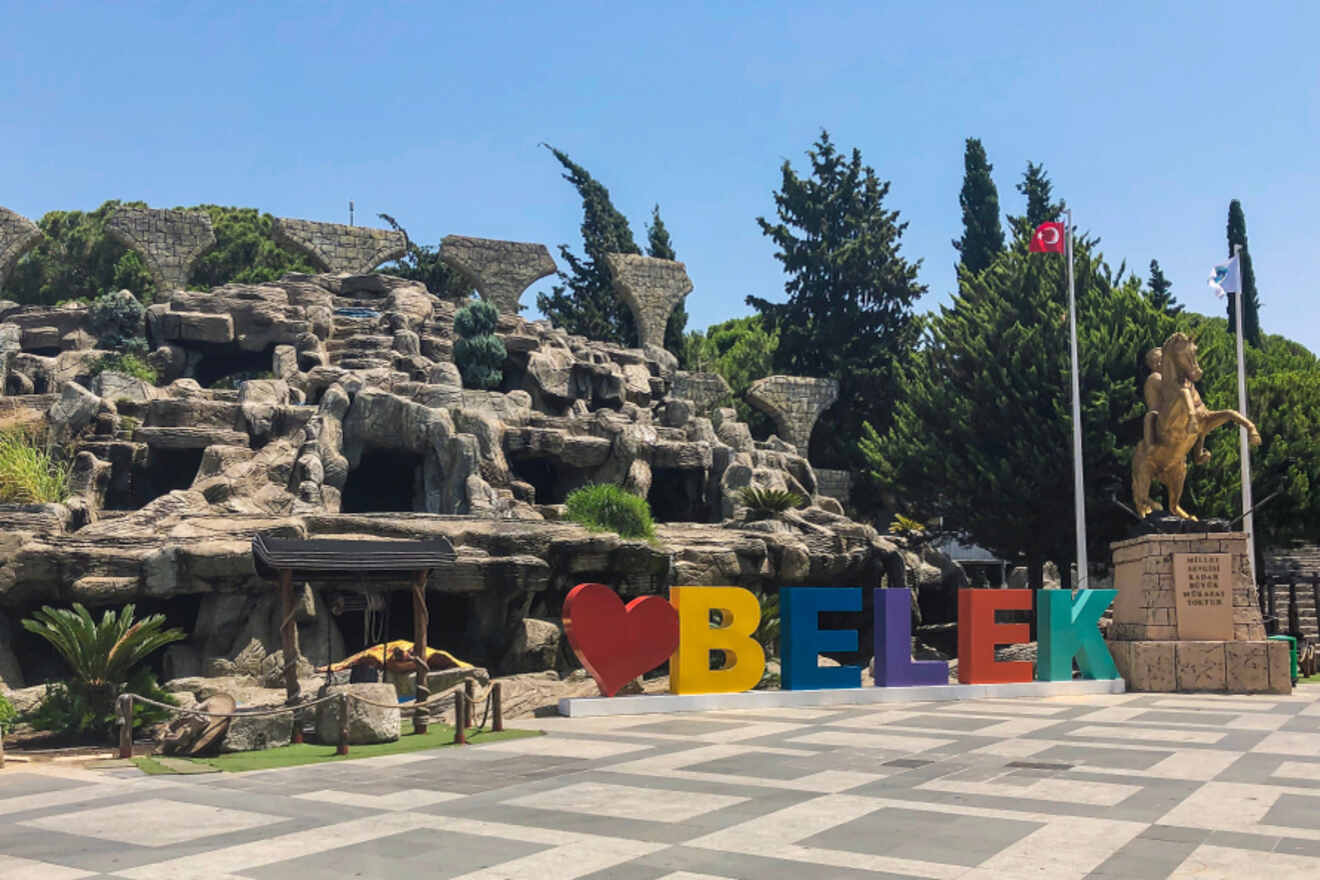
[3, 687, 1320, 879]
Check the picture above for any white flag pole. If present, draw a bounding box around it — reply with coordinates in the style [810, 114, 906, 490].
[1065, 209, 1088, 589]
[1232, 244, 1257, 587]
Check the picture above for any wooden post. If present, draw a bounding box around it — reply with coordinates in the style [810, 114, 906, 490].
[278, 569, 302, 705]
[337, 693, 350, 756]
[492, 681, 503, 732]
[412, 571, 430, 734]
[453, 690, 466, 744]
[117, 694, 133, 759]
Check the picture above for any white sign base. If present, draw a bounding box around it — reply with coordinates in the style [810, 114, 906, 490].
[558, 678, 1126, 717]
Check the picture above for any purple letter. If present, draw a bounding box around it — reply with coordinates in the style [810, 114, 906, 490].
[873, 588, 948, 687]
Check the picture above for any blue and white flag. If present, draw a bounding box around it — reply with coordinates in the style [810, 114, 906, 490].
[1208, 254, 1241, 299]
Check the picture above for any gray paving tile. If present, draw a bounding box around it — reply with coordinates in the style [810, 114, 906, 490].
[626, 719, 748, 735]
[1132, 710, 1240, 726]
[1205, 829, 1282, 852]
[1138, 824, 1212, 844]
[1036, 744, 1172, 770]
[1275, 836, 1320, 858]
[802, 806, 1043, 867]
[0, 771, 93, 796]
[681, 751, 819, 780]
[243, 828, 549, 879]
[629, 844, 928, 879]
[1261, 792, 1320, 830]
[1085, 835, 1200, 878]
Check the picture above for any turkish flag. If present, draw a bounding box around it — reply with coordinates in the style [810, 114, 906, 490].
[1029, 221, 1065, 253]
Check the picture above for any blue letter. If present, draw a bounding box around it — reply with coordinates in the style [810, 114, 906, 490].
[780, 587, 863, 690]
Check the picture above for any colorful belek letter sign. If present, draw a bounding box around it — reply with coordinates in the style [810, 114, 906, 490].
[561, 585, 1120, 696]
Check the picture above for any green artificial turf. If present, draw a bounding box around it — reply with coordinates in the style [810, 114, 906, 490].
[133, 723, 539, 774]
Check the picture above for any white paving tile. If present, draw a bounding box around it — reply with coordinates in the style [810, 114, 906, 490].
[919, 774, 1142, 807]
[1170, 844, 1320, 878]
[0, 854, 97, 880]
[20, 798, 288, 847]
[475, 735, 651, 759]
[1254, 731, 1320, 756]
[1273, 760, 1320, 782]
[293, 788, 463, 810]
[505, 781, 747, 823]
[1070, 724, 1225, 744]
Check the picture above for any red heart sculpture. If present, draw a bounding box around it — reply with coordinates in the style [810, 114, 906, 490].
[562, 582, 679, 697]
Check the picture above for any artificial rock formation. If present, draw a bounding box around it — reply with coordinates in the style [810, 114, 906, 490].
[746, 375, 839, 456]
[602, 253, 692, 349]
[105, 208, 217, 296]
[0, 266, 904, 690]
[0, 207, 45, 292]
[440, 235, 557, 314]
[271, 218, 407, 275]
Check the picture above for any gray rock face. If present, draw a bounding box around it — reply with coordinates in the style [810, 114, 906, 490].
[502, 618, 562, 673]
[0, 207, 45, 291]
[746, 375, 839, 457]
[272, 218, 406, 275]
[602, 254, 693, 349]
[104, 208, 216, 296]
[440, 236, 556, 314]
[221, 710, 293, 752]
[47, 382, 99, 439]
[315, 683, 401, 744]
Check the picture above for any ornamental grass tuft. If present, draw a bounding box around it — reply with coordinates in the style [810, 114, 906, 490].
[564, 483, 655, 540]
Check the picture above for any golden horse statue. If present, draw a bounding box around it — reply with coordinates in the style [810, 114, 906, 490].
[1131, 331, 1261, 519]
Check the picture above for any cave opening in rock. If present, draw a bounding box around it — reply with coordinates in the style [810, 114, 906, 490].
[140, 447, 206, 504]
[508, 456, 557, 505]
[26, 347, 62, 358]
[193, 346, 276, 389]
[648, 467, 710, 523]
[341, 451, 423, 513]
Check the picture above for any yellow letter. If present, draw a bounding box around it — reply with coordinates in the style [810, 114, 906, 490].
[669, 586, 765, 694]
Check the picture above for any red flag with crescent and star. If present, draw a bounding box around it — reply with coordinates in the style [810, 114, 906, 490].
[1029, 221, 1065, 253]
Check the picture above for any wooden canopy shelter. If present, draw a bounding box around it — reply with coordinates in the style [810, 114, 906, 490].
[251, 532, 457, 733]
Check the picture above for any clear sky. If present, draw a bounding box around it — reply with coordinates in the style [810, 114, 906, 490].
[4, 1, 1317, 351]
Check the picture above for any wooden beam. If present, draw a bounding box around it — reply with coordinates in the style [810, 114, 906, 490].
[412, 570, 430, 734]
[278, 568, 302, 706]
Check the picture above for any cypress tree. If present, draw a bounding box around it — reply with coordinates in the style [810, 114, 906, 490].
[536, 145, 641, 346]
[1008, 162, 1066, 243]
[646, 204, 688, 357]
[1226, 199, 1262, 347]
[952, 138, 1005, 273]
[1146, 259, 1182, 316]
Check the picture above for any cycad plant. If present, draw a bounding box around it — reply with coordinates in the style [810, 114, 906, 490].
[22, 603, 184, 738]
[737, 486, 804, 520]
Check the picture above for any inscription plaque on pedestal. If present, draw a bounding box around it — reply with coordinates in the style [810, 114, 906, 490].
[1172, 553, 1233, 640]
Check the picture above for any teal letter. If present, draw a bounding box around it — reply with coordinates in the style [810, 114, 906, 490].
[1037, 589, 1119, 681]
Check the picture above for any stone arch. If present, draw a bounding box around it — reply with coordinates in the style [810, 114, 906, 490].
[602, 253, 692, 349]
[439, 235, 556, 313]
[0, 207, 46, 292]
[271, 218, 406, 275]
[745, 375, 839, 458]
[105, 207, 216, 297]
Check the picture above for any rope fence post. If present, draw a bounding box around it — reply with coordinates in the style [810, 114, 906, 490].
[118, 694, 133, 759]
[492, 681, 503, 733]
[453, 690, 466, 745]
[412, 573, 430, 735]
[337, 693, 350, 756]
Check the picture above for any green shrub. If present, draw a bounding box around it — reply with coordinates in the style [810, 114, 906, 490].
[90, 352, 158, 384]
[737, 487, 803, 520]
[0, 691, 17, 734]
[22, 603, 185, 741]
[564, 483, 655, 540]
[0, 428, 71, 503]
[453, 299, 506, 389]
[87, 290, 147, 353]
[28, 668, 175, 741]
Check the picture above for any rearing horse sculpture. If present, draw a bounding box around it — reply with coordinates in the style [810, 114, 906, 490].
[1131, 331, 1261, 519]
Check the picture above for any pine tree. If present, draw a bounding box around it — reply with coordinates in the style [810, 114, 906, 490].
[1008, 162, 1065, 242]
[952, 138, 1005, 274]
[1226, 199, 1262, 347]
[1146, 259, 1182, 316]
[646, 204, 688, 358]
[748, 129, 925, 478]
[536, 145, 641, 346]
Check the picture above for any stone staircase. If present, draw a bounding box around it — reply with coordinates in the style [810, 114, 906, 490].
[325, 298, 395, 372]
[1263, 573, 1320, 641]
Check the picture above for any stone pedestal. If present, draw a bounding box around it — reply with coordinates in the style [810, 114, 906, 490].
[1107, 532, 1290, 694]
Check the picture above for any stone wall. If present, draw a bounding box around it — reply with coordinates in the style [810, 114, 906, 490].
[105, 208, 216, 296]
[272, 218, 406, 275]
[814, 468, 853, 506]
[745, 375, 839, 457]
[0, 207, 45, 292]
[671, 371, 732, 415]
[602, 253, 692, 349]
[440, 236, 556, 313]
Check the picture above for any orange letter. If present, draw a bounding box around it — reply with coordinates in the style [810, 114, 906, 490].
[958, 589, 1034, 684]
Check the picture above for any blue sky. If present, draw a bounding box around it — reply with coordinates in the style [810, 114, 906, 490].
[3, 1, 1317, 351]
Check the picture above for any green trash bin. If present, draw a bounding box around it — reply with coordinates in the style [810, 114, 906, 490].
[1268, 634, 1298, 684]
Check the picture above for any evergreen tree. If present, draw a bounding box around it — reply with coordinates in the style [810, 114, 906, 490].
[748, 129, 925, 479]
[376, 213, 469, 297]
[646, 204, 688, 358]
[1008, 162, 1065, 242]
[952, 137, 1004, 274]
[1146, 259, 1182, 316]
[4, 200, 156, 304]
[1226, 199, 1263, 347]
[536, 145, 641, 347]
[453, 299, 506, 389]
[863, 240, 1177, 588]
